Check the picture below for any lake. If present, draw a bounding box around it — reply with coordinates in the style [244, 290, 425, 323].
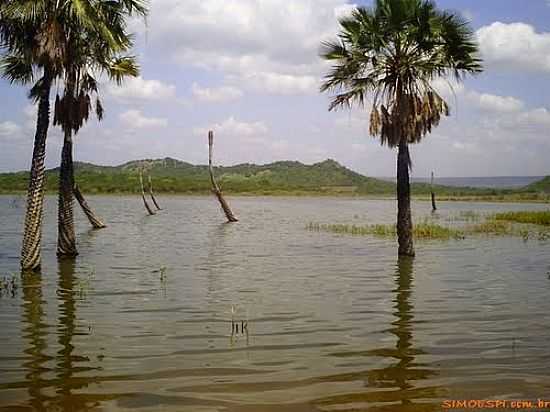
[1, 195, 549, 411]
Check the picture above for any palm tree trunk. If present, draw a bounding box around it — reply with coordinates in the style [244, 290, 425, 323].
[397, 143, 415, 256]
[208, 131, 238, 222]
[57, 131, 78, 257]
[148, 175, 161, 210]
[139, 171, 155, 215]
[73, 185, 106, 229]
[20, 74, 53, 272]
[431, 171, 437, 212]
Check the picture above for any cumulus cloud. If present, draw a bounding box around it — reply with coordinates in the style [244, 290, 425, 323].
[143, 0, 355, 94]
[469, 92, 525, 113]
[193, 116, 268, 137]
[108, 76, 177, 101]
[119, 110, 168, 129]
[476, 22, 550, 72]
[0, 121, 22, 139]
[239, 72, 318, 94]
[432, 80, 525, 113]
[191, 83, 243, 102]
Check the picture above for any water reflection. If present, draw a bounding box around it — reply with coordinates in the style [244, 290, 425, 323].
[318, 257, 441, 411]
[54, 259, 94, 410]
[12, 263, 118, 411]
[20, 271, 53, 410]
[372, 256, 441, 410]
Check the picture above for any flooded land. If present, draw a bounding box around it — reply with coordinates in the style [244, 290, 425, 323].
[1, 196, 549, 411]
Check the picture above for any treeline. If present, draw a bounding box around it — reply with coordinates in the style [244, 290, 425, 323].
[1, 158, 547, 196]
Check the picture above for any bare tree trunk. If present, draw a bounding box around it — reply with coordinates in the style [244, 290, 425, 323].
[139, 171, 155, 215]
[397, 143, 415, 257]
[148, 175, 161, 210]
[57, 131, 78, 257]
[208, 131, 238, 222]
[431, 171, 437, 212]
[21, 73, 53, 272]
[73, 185, 106, 229]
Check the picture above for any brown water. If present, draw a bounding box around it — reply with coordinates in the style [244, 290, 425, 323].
[1, 196, 549, 411]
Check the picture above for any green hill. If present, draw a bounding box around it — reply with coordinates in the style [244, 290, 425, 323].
[0, 158, 395, 195]
[0, 158, 548, 198]
[524, 176, 550, 193]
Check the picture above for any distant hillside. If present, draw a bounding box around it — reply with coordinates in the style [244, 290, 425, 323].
[0, 158, 394, 195]
[525, 176, 550, 193]
[1, 158, 547, 197]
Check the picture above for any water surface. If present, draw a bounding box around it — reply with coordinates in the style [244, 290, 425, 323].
[1, 196, 549, 411]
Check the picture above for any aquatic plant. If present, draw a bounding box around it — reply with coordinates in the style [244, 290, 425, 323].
[468, 220, 511, 235]
[307, 218, 550, 242]
[492, 211, 550, 226]
[306, 222, 464, 240]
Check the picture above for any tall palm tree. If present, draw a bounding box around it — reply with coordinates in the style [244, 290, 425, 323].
[320, 0, 482, 256]
[0, 0, 146, 270]
[54, 4, 142, 257]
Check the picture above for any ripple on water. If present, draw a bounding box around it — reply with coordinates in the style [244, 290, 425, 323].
[1, 196, 550, 411]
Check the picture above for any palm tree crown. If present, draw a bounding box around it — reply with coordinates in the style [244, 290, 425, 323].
[320, 0, 482, 148]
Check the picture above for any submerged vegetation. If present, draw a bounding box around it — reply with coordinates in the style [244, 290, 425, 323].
[492, 211, 550, 226]
[307, 215, 550, 241]
[306, 222, 464, 240]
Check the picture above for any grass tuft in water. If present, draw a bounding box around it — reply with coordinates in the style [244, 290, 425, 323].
[468, 220, 511, 235]
[307, 217, 550, 242]
[306, 222, 464, 240]
[492, 210, 550, 226]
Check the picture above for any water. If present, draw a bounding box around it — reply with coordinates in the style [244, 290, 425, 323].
[1, 195, 549, 411]
[379, 176, 544, 188]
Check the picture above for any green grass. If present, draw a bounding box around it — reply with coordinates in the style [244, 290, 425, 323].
[492, 210, 550, 226]
[306, 222, 464, 240]
[307, 216, 550, 241]
[468, 220, 512, 234]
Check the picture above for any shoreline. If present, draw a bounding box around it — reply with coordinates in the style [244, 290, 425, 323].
[1, 191, 549, 203]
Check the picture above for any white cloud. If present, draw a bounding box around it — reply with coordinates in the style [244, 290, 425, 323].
[191, 83, 243, 102]
[119, 110, 168, 129]
[108, 76, 177, 101]
[432, 80, 525, 114]
[0, 120, 21, 139]
[239, 72, 318, 94]
[193, 116, 268, 138]
[144, 0, 354, 94]
[477, 22, 550, 72]
[471, 92, 524, 113]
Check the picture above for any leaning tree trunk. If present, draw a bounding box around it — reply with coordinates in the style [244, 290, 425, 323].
[431, 171, 437, 212]
[397, 143, 415, 257]
[73, 185, 106, 229]
[21, 74, 53, 272]
[208, 131, 238, 222]
[148, 175, 161, 210]
[57, 131, 78, 257]
[139, 171, 155, 215]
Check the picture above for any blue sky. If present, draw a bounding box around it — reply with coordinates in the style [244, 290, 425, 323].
[1, 0, 550, 177]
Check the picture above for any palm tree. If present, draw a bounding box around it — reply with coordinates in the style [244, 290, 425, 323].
[0, 0, 146, 269]
[320, 0, 482, 256]
[54, 5, 142, 257]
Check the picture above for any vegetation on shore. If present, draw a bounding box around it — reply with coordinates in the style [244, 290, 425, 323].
[1, 158, 547, 201]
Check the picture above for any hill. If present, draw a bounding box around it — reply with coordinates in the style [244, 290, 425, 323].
[0, 158, 395, 195]
[0, 158, 548, 198]
[524, 176, 550, 193]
